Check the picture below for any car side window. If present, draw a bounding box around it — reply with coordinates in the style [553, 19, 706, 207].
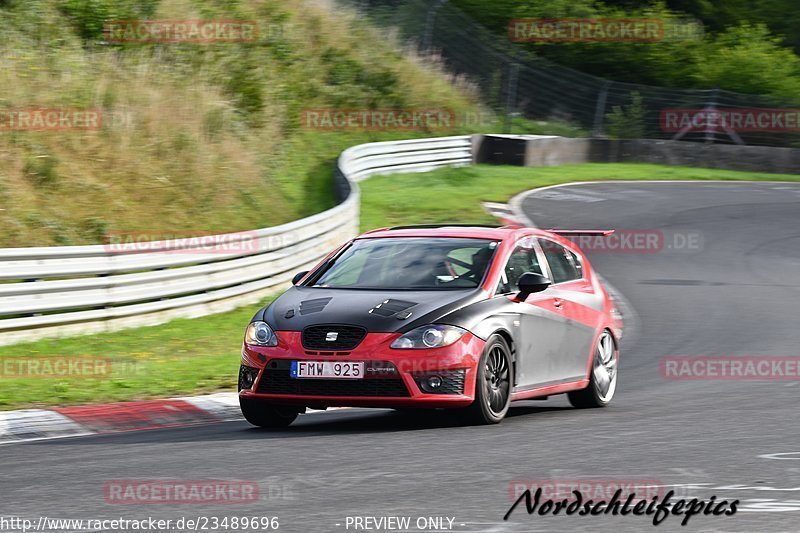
[568, 250, 584, 279]
[539, 239, 581, 284]
[498, 239, 544, 294]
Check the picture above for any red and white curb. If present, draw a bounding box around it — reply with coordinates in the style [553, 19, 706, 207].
[480, 201, 524, 225]
[0, 392, 242, 445]
[0, 393, 352, 445]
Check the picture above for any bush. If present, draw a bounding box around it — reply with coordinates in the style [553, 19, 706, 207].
[82, 216, 107, 242]
[451, 0, 800, 101]
[605, 92, 646, 140]
[23, 153, 59, 187]
[59, 0, 159, 41]
[691, 24, 800, 100]
[223, 51, 265, 126]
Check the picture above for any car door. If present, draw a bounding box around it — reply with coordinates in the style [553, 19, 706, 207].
[497, 237, 573, 390]
[538, 238, 601, 381]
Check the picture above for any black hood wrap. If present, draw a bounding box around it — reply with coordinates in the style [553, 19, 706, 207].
[253, 287, 487, 334]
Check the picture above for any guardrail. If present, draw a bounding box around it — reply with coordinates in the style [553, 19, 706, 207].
[0, 135, 472, 346]
[5, 132, 790, 345]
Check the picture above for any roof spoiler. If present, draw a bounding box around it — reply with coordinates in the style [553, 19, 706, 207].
[547, 229, 615, 237]
[388, 223, 501, 230]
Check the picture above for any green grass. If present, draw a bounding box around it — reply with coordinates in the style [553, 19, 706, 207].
[1, 162, 798, 409]
[0, 303, 266, 409]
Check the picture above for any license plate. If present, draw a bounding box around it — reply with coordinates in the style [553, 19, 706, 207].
[290, 361, 364, 379]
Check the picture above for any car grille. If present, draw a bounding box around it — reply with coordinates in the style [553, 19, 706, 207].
[257, 360, 410, 397]
[301, 325, 367, 351]
[412, 369, 466, 395]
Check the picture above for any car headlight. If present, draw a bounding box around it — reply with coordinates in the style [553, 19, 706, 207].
[390, 325, 468, 349]
[245, 321, 278, 346]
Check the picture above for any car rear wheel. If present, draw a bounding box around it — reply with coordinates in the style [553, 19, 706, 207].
[240, 398, 299, 428]
[568, 330, 618, 408]
[462, 335, 512, 425]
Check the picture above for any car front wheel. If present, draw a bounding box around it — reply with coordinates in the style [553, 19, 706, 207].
[462, 335, 512, 425]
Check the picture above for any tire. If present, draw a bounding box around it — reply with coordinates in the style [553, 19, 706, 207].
[462, 335, 512, 425]
[392, 408, 440, 421]
[239, 398, 299, 428]
[568, 330, 618, 408]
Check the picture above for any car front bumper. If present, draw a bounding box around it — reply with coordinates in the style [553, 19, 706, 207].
[239, 331, 484, 408]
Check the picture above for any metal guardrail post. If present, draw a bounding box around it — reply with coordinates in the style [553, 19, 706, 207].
[592, 81, 612, 137]
[503, 61, 520, 134]
[422, 0, 449, 52]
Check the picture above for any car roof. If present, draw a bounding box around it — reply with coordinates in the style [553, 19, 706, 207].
[356, 224, 544, 241]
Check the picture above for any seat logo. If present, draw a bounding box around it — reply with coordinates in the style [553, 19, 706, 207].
[325, 332, 339, 342]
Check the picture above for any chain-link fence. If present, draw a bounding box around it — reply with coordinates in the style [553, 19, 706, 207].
[350, 0, 800, 147]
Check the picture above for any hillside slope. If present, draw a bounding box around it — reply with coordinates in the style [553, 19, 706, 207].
[0, 0, 486, 247]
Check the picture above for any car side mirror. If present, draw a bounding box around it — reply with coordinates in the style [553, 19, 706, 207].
[292, 271, 309, 285]
[516, 272, 551, 300]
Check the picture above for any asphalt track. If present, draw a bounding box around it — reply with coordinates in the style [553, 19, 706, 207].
[2, 182, 800, 533]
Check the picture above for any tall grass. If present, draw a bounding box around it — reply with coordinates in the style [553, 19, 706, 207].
[0, 0, 491, 247]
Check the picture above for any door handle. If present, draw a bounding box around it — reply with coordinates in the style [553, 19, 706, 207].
[553, 298, 564, 309]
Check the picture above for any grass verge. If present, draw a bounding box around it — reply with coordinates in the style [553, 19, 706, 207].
[1, 163, 798, 409]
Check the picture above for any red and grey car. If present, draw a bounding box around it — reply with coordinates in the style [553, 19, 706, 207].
[238, 224, 622, 427]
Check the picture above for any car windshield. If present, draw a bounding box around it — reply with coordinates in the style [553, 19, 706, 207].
[311, 237, 499, 290]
